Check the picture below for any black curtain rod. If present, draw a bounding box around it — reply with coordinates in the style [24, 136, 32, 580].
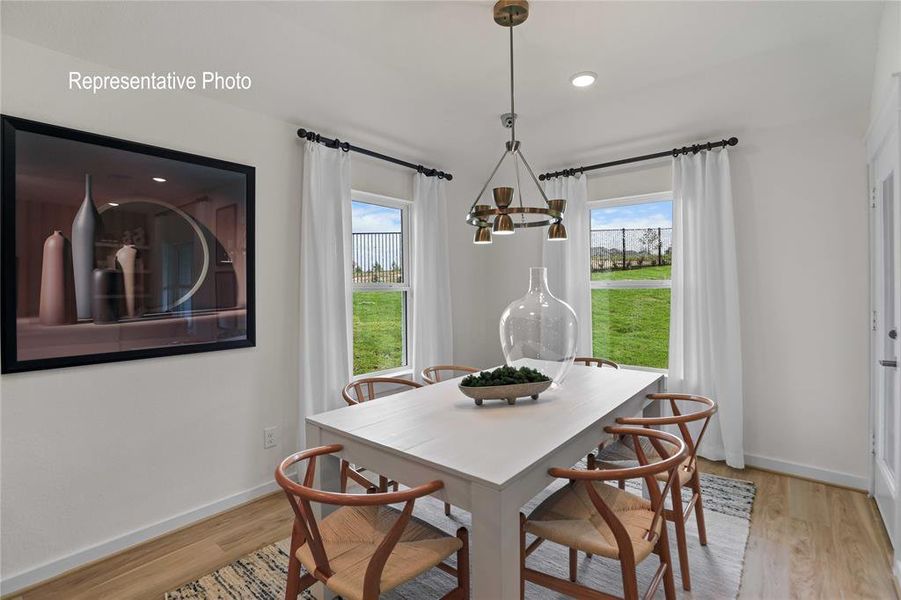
[538, 136, 739, 181]
[297, 128, 453, 181]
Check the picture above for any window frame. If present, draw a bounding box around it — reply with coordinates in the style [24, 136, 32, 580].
[587, 190, 673, 372]
[350, 189, 412, 378]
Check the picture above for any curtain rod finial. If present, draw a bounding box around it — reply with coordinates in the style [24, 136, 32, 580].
[727, 137, 738, 146]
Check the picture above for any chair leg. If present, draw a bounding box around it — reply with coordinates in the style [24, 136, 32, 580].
[691, 471, 708, 546]
[568, 548, 577, 582]
[670, 478, 691, 591]
[656, 520, 677, 600]
[379, 475, 389, 493]
[285, 522, 303, 600]
[617, 479, 625, 490]
[456, 527, 470, 599]
[619, 555, 640, 600]
[445, 502, 452, 516]
[339, 460, 349, 493]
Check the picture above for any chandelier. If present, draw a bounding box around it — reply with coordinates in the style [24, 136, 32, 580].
[466, 0, 566, 245]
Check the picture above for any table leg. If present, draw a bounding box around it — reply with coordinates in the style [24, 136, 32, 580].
[470, 483, 520, 600]
[305, 425, 341, 600]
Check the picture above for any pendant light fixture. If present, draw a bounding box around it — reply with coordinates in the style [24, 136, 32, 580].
[466, 0, 567, 245]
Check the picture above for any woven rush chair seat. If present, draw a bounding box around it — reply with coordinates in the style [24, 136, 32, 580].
[296, 505, 462, 600]
[597, 436, 694, 486]
[525, 481, 661, 563]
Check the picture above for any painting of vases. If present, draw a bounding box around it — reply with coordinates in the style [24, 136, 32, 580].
[1, 116, 255, 373]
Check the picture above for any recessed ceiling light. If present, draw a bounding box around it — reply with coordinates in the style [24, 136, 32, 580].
[107, 202, 120, 207]
[152, 177, 167, 183]
[570, 71, 597, 88]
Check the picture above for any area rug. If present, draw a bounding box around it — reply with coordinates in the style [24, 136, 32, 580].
[166, 471, 755, 599]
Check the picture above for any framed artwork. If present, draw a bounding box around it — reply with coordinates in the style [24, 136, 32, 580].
[1, 115, 255, 373]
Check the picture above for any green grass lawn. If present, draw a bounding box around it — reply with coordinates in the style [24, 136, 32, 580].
[353, 291, 404, 375]
[353, 265, 670, 373]
[591, 264, 671, 281]
[591, 288, 670, 369]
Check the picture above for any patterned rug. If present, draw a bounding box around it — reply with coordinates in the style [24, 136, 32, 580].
[166, 471, 755, 599]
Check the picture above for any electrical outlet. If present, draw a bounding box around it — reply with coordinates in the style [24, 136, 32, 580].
[263, 426, 279, 449]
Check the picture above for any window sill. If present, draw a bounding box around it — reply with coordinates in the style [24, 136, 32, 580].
[352, 367, 413, 381]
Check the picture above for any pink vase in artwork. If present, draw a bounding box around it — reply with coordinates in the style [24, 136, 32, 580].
[39, 231, 76, 325]
[115, 243, 138, 318]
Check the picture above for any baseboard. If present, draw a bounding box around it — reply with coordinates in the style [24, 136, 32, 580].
[744, 453, 868, 491]
[0, 478, 283, 596]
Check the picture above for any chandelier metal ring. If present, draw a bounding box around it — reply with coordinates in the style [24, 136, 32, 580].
[466, 206, 564, 229]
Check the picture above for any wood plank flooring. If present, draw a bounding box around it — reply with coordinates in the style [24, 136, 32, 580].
[9, 460, 898, 599]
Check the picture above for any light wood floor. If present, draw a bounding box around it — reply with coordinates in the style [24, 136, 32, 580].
[9, 460, 898, 600]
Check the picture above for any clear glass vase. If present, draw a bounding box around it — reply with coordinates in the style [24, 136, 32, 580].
[499, 267, 579, 386]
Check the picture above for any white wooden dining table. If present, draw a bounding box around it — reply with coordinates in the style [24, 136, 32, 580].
[305, 365, 665, 600]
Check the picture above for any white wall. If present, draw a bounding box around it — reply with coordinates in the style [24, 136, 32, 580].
[465, 115, 871, 489]
[0, 36, 414, 591]
[870, 1, 901, 121]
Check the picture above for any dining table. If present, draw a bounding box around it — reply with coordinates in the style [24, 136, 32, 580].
[305, 364, 665, 600]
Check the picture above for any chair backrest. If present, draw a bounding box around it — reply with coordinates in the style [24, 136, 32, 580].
[574, 356, 620, 369]
[617, 393, 717, 472]
[275, 445, 444, 597]
[420, 365, 480, 385]
[549, 427, 687, 559]
[342, 377, 423, 406]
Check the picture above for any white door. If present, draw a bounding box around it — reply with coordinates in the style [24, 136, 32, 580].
[871, 121, 901, 546]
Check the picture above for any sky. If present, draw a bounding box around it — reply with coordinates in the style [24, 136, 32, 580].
[590, 200, 672, 230]
[352, 200, 401, 233]
[351, 198, 671, 232]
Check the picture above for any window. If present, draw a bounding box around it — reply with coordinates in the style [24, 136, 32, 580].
[351, 191, 410, 375]
[588, 192, 673, 369]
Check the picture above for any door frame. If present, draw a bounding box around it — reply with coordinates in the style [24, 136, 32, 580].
[868, 74, 901, 576]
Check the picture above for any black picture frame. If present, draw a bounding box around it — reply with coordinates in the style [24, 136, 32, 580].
[1, 115, 256, 373]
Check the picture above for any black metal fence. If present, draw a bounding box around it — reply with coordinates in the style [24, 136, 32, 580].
[590, 227, 672, 272]
[352, 232, 403, 284]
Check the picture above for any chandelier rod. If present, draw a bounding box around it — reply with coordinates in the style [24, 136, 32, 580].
[515, 149, 550, 204]
[468, 148, 510, 213]
[509, 17, 516, 144]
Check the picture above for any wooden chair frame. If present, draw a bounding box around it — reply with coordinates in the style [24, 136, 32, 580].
[521, 427, 687, 600]
[421, 365, 480, 385]
[599, 393, 717, 591]
[275, 445, 469, 600]
[574, 356, 620, 369]
[341, 377, 453, 515]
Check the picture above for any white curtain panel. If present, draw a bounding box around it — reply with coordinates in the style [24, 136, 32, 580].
[298, 142, 352, 446]
[670, 149, 744, 468]
[542, 174, 592, 356]
[410, 173, 453, 381]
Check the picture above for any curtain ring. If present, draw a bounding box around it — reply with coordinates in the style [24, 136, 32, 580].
[342, 142, 350, 152]
[707, 142, 712, 151]
[416, 165, 423, 174]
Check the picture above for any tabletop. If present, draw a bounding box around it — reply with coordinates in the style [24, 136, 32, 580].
[306, 365, 664, 490]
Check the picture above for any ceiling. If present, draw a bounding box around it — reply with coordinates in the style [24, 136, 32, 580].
[0, 1, 883, 176]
